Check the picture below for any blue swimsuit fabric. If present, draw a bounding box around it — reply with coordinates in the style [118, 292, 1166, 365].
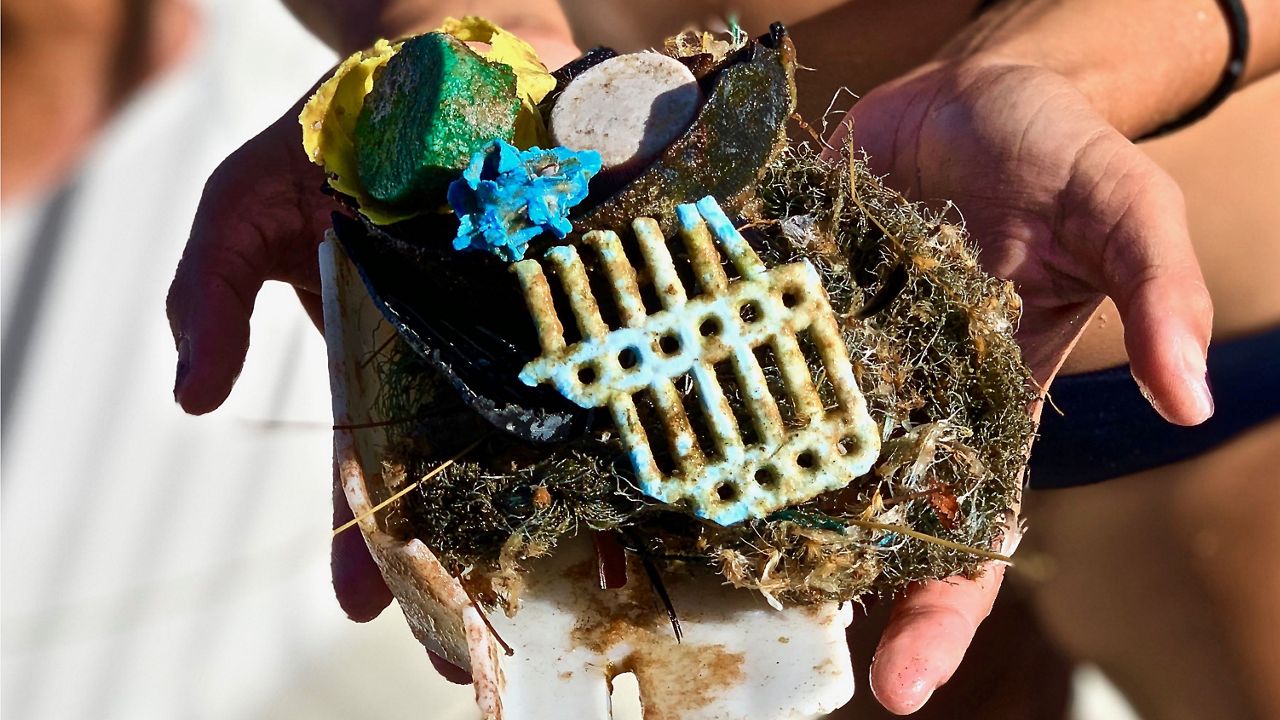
[1028, 325, 1280, 489]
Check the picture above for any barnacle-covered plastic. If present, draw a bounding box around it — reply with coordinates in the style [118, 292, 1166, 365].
[449, 140, 602, 261]
[515, 197, 880, 524]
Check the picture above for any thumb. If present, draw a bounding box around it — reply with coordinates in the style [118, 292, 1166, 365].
[1064, 137, 1214, 426]
[331, 464, 393, 622]
[167, 107, 334, 414]
[870, 565, 1005, 714]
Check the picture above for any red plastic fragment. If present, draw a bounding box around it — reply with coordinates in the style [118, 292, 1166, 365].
[592, 530, 629, 590]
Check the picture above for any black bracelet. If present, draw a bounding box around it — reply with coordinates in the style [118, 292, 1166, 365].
[1140, 0, 1251, 140]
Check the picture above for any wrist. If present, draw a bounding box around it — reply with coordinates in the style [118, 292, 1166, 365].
[348, 4, 580, 70]
[939, 0, 1236, 139]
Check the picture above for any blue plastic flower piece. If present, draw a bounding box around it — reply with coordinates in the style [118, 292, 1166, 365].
[448, 139, 601, 262]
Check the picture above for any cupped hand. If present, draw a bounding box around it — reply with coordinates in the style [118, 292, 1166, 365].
[827, 57, 1214, 713]
[171, 50, 1217, 709]
[169, 23, 584, 678]
[168, 98, 334, 414]
[167, 96, 399, 624]
[834, 57, 1214, 421]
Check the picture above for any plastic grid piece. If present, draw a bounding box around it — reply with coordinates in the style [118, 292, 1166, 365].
[514, 197, 880, 524]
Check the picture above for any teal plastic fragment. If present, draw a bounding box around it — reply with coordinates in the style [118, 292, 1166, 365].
[448, 140, 601, 262]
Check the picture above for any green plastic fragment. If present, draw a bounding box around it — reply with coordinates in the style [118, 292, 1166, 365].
[355, 32, 520, 208]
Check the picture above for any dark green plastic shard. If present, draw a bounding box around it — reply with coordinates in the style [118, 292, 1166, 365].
[355, 32, 519, 209]
[575, 27, 797, 232]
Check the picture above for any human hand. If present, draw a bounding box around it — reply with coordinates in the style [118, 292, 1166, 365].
[833, 57, 1214, 421]
[168, 18, 584, 655]
[825, 55, 1214, 714]
[168, 100, 333, 415]
[166, 96, 403, 623]
[166, 14, 582, 419]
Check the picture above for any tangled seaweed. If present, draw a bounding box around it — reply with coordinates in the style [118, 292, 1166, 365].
[370, 141, 1034, 608]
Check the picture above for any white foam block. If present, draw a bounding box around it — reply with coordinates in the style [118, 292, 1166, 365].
[550, 53, 701, 169]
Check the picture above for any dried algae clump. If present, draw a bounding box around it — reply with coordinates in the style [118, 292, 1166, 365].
[367, 344, 634, 566]
[721, 142, 1034, 601]
[372, 140, 1033, 606]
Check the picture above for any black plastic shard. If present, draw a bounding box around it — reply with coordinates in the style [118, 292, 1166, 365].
[539, 46, 619, 112]
[568, 26, 797, 235]
[331, 211, 593, 442]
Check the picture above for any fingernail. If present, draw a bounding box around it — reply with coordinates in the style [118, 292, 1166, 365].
[1133, 374, 1163, 417]
[1136, 339, 1213, 425]
[918, 685, 937, 711]
[1181, 336, 1207, 375]
[174, 337, 191, 402]
[1180, 341, 1214, 424]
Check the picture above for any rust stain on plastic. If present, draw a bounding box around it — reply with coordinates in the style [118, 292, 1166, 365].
[559, 559, 746, 719]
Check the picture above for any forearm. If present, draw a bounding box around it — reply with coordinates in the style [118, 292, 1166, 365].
[280, 0, 579, 65]
[941, 0, 1280, 138]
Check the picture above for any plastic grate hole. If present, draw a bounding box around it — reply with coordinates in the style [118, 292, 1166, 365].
[635, 388, 678, 476]
[638, 280, 663, 316]
[659, 333, 682, 356]
[797, 328, 839, 411]
[738, 301, 761, 324]
[577, 365, 598, 385]
[796, 450, 817, 469]
[699, 316, 722, 337]
[714, 360, 761, 447]
[618, 347, 640, 370]
[754, 466, 778, 488]
[781, 288, 802, 308]
[681, 382, 721, 461]
[716, 483, 739, 502]
[838, 436, 858, 455]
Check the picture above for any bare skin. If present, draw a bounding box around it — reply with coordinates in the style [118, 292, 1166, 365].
[831, 69, 1280, 720]
[1015, 73, 1280, 720]
[1065, 73, 1280, 373]
[160, 0, 1280, 716]
[0, 0, 197, 202]
[1020, 418, 1280, 720]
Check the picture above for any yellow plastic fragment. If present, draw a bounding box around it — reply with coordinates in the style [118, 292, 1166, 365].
[437, 16, 556, 148]
[299, 39, 415, 226]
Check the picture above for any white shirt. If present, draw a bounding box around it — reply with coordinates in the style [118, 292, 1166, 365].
[1, 2, 478, 717]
